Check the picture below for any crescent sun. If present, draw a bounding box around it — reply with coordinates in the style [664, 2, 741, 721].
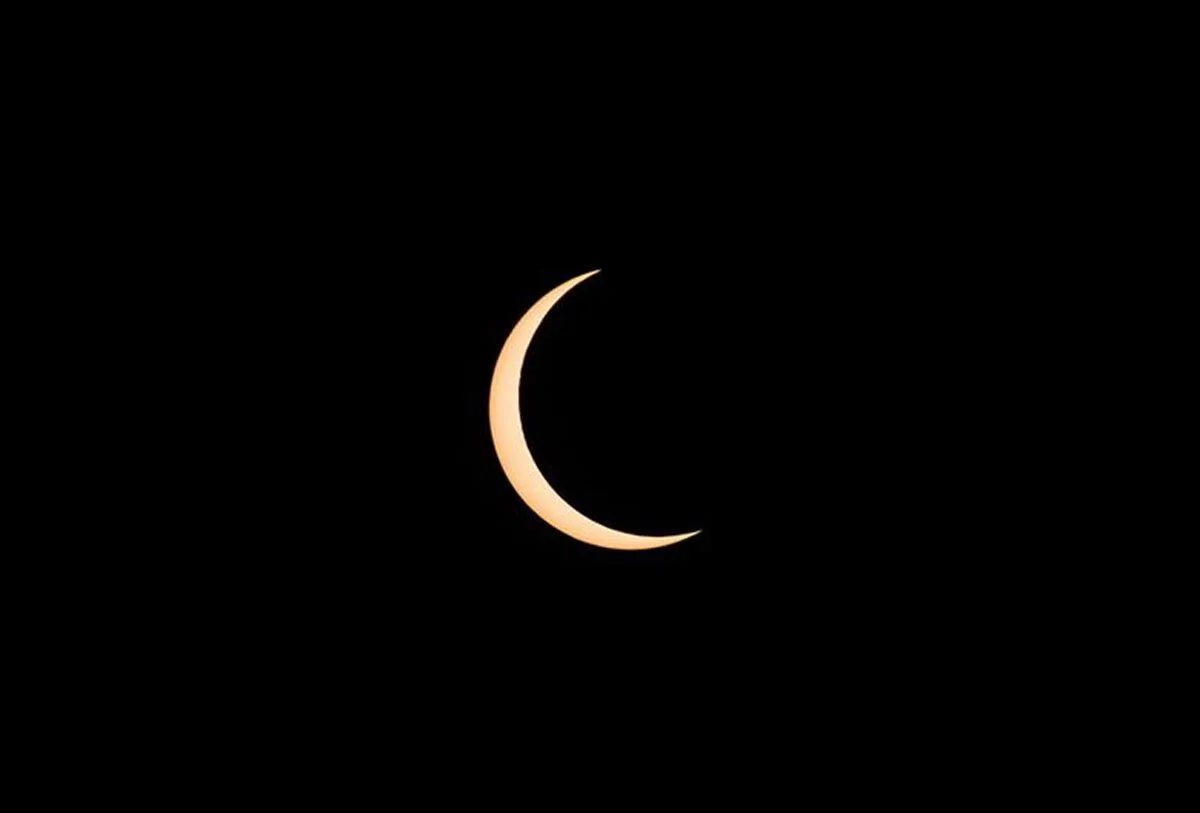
[488, 270, 701, 551]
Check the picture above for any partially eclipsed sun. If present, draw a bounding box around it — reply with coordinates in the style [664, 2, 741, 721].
[488, 271, 701, 551]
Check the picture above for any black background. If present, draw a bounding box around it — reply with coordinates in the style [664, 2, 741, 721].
[57, 29, 1092, 767]
[22, 10, 1155, 792]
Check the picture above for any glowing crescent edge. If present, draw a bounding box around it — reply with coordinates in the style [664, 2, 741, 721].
[488, 270, 701, 550]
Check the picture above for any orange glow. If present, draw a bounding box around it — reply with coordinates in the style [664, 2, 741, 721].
[488, 271, 700, 551]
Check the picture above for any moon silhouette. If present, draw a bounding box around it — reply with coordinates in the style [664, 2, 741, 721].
[488, 270, 701, 550]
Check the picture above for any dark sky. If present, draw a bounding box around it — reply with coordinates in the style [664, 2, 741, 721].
[68, 35, 1082, 730]
[51, 25, 1107, 780]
